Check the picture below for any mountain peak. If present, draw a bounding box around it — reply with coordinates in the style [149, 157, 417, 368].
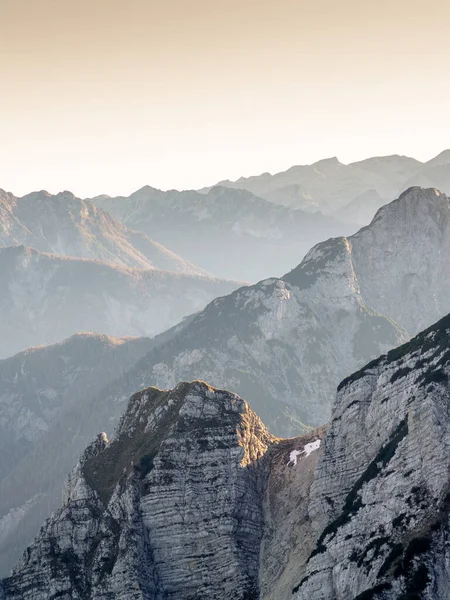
[4, 381, 275, 598]
[426, 149, 450, 166]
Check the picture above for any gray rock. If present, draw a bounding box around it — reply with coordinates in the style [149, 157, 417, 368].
[293, 313, 450, 599]
[1, 381, 277, 599]
[0, 189, 206, 275]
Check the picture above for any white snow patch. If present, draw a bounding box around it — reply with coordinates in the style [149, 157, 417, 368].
[288, 439, 321, 466]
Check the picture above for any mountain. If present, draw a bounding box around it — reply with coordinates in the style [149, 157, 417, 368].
[85, 187, 450, 433]
[292, 313, 450, 599]
[0, 326, 193, 576]
[0, 333, 153, 484]
[0, 245, 240, 358]
[204, 150, 450, 223]
[403, 155, 450, 196]
[91, 185, 356, 281]
[0, 189, 206, 275]
[335, 189, 387, 226]
[0, 381, 317, 599]
[0, 187, 448, 575]
[5, 311, 450, 598]
[209, 156, 396, 213]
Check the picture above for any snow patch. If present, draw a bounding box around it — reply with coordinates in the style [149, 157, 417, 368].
[288, 439, 321, 466]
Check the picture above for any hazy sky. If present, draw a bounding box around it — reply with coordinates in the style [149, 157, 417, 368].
[1, 0, 449, 197]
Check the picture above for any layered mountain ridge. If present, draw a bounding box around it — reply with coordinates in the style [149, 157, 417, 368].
[205, 150, 450, 225]
[4, 310, 450, 598]
[1, 187, 449, 574]
[0, 245, 240, 358]
[0, 189, 206, 275]
[91, 185, 355, 280]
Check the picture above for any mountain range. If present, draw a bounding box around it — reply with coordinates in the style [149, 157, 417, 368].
[0, 186, 449, 575]
[0, 189, 206, 275]
[91, 185, 355, 281]
[0, 245, 240, 359]
[3, 310, 450, 599]
[203, 150, 450, 225]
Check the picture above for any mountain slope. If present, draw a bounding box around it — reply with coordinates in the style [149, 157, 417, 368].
[0, 326, 191, 576]
[92, 185, 355, 281]
[0, 189, 207, 275]
[6, 316, 450, 599]
[87, 187, 450, 437]
[1, 187, 449, 579]
[0, 245, 240, 358]
[293, 313, 450, 600]
[1, 382, 277, 599]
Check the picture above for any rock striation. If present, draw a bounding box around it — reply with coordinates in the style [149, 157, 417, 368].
[293, 313, 450, 599]
[6, 311, 450, 598]
[1, 381, 278, 599]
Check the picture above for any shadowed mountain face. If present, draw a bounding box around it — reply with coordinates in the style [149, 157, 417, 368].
[91, 185, 356, 281]
[5, 313, 450, 599]
[203, 150, 450, 227]
[0, 188, 207, 276]
[0, 245, 241, 359]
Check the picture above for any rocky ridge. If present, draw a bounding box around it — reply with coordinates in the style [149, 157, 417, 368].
[0, 382, 281, 599]
[293, 313, 450, 599]
[0, 187, 448, 576]
[6, 312, 450, 598]
[0, 189, 206, 275]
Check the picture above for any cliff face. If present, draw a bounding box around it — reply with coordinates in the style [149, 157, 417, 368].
[5, 313, 450, 598]
[293, 313, 450, 600]
[1, 382, 277, 599]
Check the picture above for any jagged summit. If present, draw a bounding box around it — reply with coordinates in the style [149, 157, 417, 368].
[0, 187, 208, 275]
[1, 381, 278, 599]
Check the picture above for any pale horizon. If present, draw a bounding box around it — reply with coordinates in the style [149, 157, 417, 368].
[2, 147, 449, 199]
[1, 0, 449, 198]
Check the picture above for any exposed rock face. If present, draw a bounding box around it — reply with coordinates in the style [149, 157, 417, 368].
[92, 185, 355, 281]
[0, 245, 240, 358]
[293, 313, 450, 600]
[0, 189, 206, 275]
[259, 428, 328, 600]
[95, 188, 450, 436]
[6, 311, 450, 598]
[1, 382, 276, 599]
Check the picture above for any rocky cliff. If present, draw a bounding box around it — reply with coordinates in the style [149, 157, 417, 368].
[5, 311, 450, 598]
[293, 313, 450, 599]
[1, 381, 279, 599]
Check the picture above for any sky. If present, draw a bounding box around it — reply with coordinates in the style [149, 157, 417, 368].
[1, 0, 449, 197]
